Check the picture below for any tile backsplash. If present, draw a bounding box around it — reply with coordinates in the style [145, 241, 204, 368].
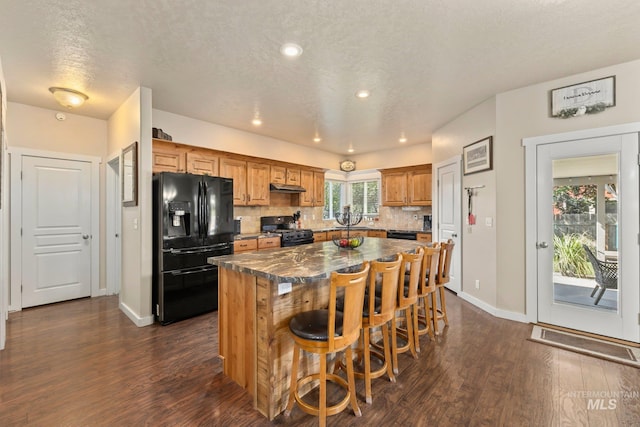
[234, 205, 432, 234]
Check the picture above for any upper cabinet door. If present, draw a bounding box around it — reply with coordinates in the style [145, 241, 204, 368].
[246, 162, 270, 206]
[407, 167, 432, 205]
[314, 171, 325, 206]
[152, 141, 185, 174]
[381, 172, 407, 206]
[220, 158, 247, 205]
[299, 169, 314, 206]
[186, 152, 219, 176]
[286, 168, 301, 185]
[271, 165, 286, 184]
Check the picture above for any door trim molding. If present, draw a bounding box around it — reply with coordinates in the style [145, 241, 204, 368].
[106, 151, 121, 296]
[8, 148, 101, 310]
[522, 122, 640, 324]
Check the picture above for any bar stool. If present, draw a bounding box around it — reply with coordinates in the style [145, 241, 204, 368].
[391, 248, 423, 373]
[285, 262, 370, 427]
[354, 254, 402, 404]
[415, 244, 440, 348]
[433, 239, 454, 335]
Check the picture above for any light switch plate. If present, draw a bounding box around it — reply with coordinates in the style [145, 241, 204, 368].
[485, 217, 493, 227]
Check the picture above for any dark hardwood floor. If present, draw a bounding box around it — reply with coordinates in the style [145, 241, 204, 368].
[1, 292, 639, 426]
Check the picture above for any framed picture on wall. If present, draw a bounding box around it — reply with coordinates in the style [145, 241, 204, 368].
[463, 136, 493, 175]
[122, 141, 138, 207]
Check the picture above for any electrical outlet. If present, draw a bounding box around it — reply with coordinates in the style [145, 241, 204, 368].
[413, 214, 418, 220]
[475, 279, 480, 289]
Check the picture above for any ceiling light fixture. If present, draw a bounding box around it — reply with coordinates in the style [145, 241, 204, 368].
[49, 87, 88, 108]
[399, 133, 407, 143]
[355, 89, 370, 99]
[347, 147, 355, 153]
[313, 134, 322, 143]
[280, 43, 303, 58]
[252, 116, 263, 126]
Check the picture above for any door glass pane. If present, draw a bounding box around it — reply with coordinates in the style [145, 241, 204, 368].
[551, 154, 619, 312]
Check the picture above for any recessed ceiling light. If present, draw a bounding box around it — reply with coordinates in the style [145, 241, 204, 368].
[313, 136, 322, 143]
[347, 148, 355, 153]
[280, 43, 303, 58]
[399, 133, 407, 143]
[252, 117, 262, 126]
[355, 90, 371, 99]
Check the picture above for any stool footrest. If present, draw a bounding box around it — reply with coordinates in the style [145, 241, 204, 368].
[293, 373, 351, 417]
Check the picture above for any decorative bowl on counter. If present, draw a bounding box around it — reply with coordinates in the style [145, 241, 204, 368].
[332, 236, 364, 249]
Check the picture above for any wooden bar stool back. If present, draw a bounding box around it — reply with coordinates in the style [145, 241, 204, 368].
[434, 239, 455, 335]
[392, 248, 423, 373]
[356, 254, 402, 404]
[285, 262, 370, 427]
[415, 244, 440, 346]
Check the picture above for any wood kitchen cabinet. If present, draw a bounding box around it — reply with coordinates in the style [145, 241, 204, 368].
[271, 165, 286, 184]
[380, 164, 432, 206]
[368, 230, 387, 238]
[416, 232, 432, 243]
[299, 169, 325, 207]
[186, 151, 218, 176]
[286, 168, 301, 185]
[326, 230, 342, 240]
[234, 239, 258, 253]
[341, 230, 367, 238]
[258, 236, 281, 249]
[152, 139, 186, 173]
[220, 158, 270, 206]
[312, 231, 327, 242]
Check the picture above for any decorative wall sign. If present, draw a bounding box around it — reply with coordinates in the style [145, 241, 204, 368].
[463, 136, 493, 175]
[550, 76, 615, 118]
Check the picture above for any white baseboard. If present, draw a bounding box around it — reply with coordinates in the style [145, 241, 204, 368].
[119, 301, 154, 327]
[458, 292, 528, 323]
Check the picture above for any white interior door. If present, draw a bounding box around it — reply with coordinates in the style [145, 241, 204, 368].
[21, 156, 92, 308]
[106, 155, 121, 295]
[536, 133, 639, 342]
[436, 157, 462, 292]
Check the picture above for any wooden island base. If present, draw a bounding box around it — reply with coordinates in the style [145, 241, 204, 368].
[218, 267, 330, 420]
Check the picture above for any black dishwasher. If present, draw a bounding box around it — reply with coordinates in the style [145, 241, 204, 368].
[386, 230, 418, 240]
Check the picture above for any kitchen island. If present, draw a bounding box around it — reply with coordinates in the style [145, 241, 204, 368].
[208, 238, 422, 420]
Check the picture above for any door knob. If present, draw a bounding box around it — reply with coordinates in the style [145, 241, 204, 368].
[82, 234, 90, 240]
[536, 241, 548, 249]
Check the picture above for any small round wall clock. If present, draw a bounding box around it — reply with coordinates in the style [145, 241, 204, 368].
[340, 160, 356, 172]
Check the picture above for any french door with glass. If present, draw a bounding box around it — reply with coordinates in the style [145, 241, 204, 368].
[535, 132, 639, 342]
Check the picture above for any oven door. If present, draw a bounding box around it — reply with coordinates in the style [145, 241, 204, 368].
[282, 238, 315, 247]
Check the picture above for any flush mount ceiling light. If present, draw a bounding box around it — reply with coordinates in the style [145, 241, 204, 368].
[49, 87, 88, 108]
[399, 133, 407, 143]
[347, 147, 355, 153]
[251, 116, 263, 126]
[355, 89, 371, 99]
[313, 135, 322, 143]
[280, 42, 303, 58]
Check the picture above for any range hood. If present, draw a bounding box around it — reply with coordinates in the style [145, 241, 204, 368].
[269, 183, 307, 193]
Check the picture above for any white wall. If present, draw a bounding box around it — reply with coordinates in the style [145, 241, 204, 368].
[432, 98, 497, 306]
[0, 57, 7, 350]
[108, 87, 154, 326]
[432, 58, 640, 317]
[352, 142, 432, 170]
[152, 109, 342, 169]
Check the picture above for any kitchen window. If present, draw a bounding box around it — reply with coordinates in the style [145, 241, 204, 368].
[323, 171, 380, 220]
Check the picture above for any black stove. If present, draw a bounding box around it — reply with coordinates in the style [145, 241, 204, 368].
[260, 216, 314, 247]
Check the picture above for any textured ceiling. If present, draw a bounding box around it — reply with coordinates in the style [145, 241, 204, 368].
[1, 0, 640, 155]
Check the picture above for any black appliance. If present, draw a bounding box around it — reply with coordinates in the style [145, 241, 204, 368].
[153, 172, 234, 325]
[260, 215, 315, 247]
[423, 214, 433, 232]
[387, 230, 418, 240]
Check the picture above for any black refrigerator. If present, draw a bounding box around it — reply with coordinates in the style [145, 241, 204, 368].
[152, 172, 234, 325]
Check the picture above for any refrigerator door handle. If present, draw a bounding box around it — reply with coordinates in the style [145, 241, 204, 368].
[203, 180, 209, 235]
[197, 180, 203, 239]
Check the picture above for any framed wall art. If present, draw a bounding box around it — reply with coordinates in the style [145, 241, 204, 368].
[550, 75, 615, 118]
[122, 141, 138, 207]
[463, 136, 493, 175]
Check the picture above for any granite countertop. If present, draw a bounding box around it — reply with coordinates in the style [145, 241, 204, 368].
[234, 233, 281, 241]
[208, 238, 422, 283]
[312, 226, 431, 233]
